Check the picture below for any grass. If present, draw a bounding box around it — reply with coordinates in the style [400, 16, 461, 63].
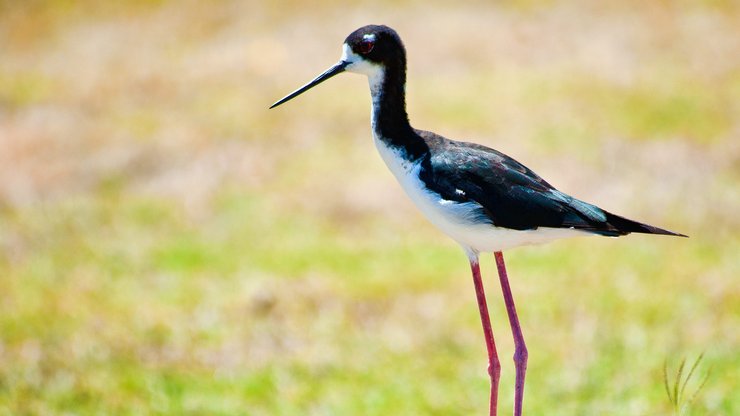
[1, 0, 739, 414]
[664, 354, 711, 415]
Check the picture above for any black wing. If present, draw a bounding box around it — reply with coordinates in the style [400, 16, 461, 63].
[417, 130, 684, 237]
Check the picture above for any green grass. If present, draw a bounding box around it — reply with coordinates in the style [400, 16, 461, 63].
[1, 190, 737, 415]
[0, 1, 738, 414]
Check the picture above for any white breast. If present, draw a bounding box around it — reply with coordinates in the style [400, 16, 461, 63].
[372, 136, 587, 253]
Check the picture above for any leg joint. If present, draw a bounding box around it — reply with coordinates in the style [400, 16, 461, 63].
[513, 346, 528, 365]
[488, 358, 501, 379]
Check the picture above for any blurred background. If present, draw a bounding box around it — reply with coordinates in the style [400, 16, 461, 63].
[0, 0, 738, 414]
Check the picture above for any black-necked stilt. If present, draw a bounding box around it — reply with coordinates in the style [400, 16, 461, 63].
[270, 25, 686, 416]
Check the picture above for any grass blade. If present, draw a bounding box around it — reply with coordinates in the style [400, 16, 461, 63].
[689, 366, 711, 408]
[663, 360, 674, 405]
[673, 357, 686, 410]
[679, 353, 704, 406]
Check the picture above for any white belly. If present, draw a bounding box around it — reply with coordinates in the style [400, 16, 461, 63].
[373, 137, 588, 252]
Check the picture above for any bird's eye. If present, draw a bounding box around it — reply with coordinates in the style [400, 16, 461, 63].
[358, 39, 375, 54]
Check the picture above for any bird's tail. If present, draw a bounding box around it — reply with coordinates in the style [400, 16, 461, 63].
[599, 211, 688, 237]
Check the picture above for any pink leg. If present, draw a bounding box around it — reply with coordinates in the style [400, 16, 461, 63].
[494, 251, 528, 416]
[468, 252, 501, 416]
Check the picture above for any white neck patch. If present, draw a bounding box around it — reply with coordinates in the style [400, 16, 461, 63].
[339, 43, 386, 127]
[341, 43, 384, 85]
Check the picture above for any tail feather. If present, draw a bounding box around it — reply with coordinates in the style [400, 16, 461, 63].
[564, 195, 687, 238]
[596, 211, 688, 237]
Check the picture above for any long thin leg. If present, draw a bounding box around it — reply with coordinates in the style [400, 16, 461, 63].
[468, 251, 501, 416]
[494, 251, 528, 416]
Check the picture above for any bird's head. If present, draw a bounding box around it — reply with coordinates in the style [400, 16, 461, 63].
[270, 25, 405, 109]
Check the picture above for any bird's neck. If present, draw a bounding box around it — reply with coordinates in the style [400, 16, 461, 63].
[368, 64, 427, 160]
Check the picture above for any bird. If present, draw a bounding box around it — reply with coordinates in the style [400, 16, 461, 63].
[270, 24, 686, 416]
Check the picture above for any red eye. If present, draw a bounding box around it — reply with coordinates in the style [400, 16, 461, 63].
[358, 39, 375, 54]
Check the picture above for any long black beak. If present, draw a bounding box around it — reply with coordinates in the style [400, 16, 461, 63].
[270, 61, 349, 109]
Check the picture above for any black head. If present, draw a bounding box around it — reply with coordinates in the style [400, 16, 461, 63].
[270, 25, 406, 109]
[342, 25, 406, 70]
